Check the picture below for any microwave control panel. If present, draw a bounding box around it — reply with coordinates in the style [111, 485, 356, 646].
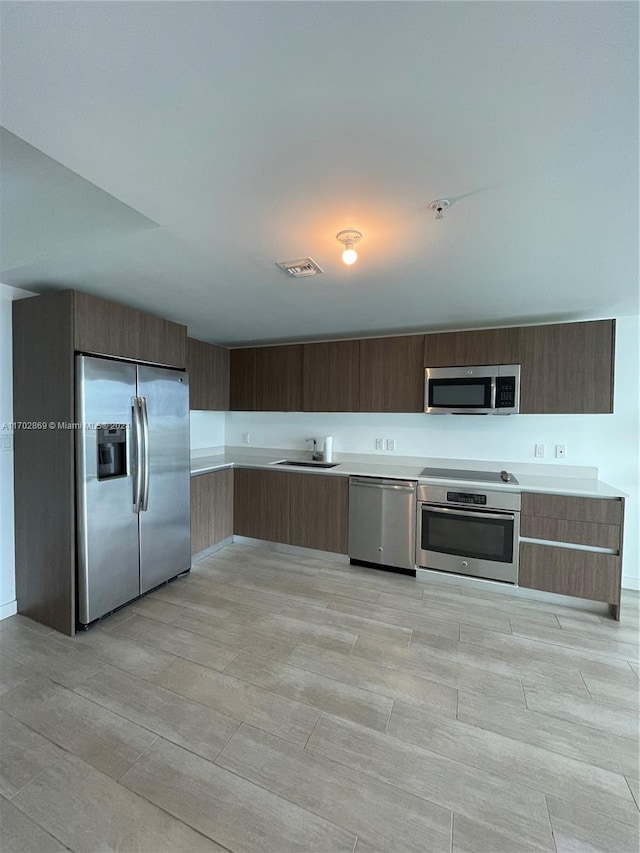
[495, 376, 516, 409]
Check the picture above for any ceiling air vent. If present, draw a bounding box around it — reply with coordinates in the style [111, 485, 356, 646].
[276, 257, 324, 278]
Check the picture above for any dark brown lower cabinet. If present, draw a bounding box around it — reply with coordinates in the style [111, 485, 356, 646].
[190, 469, 234, 555]
[233, 469, 291, 543]
[289, 474, 349, 554]
[519, 491, 624, 620]
[233, 468, 349, 554]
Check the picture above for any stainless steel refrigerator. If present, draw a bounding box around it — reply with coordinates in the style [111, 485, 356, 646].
[76, 355, 191, 626]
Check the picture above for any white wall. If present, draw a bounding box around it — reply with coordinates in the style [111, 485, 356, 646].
[0, 284, 34, 618]
[190, 411, 225, 451]
[225, 315, 640, 588]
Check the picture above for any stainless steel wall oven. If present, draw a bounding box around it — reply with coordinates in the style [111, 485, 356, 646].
[416, 484, 521, 583]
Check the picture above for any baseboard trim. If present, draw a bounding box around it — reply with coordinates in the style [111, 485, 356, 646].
[232, 536, 349, 564]
[192, 537, 234, 562]
[0, 599, 18, 621]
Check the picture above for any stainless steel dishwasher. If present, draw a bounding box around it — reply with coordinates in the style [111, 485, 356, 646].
[348, 477, 417, 573]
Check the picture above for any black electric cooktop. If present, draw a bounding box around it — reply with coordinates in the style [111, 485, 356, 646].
[419, 467, 519, 485]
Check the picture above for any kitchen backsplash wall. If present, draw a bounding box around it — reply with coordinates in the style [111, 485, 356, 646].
[190, 410, 225, 449]
[223, 315, 639, 588]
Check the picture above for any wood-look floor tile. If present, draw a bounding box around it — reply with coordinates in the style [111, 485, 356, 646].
[0, 657, 36, 696]
[276, 599, 413, 645]
[115, 614, 239, 670]
[546, 794, 639, 853]
[582, 672, 640, 712]
[306, 714, 554, 851]
[524, 682, 640, 740]
[216, 723, 451, 853]
[418, 584, 564, 628]
[54, 625, 177, 678]
[100, 596, 186, 629]
[75, 664, 239, 762]
[0, 797, 68, 853]
[0, 674, 156, 780]
[626, 776, 639, 809]
[153, 658, 320, 745]
[386, 701, 638, 826]
[0, 615, 53, 638]
[629, 660, 639, 679]
[225, 651, 393, 731]
[457, 689, 640, 778]
[274, 573, 383, 604]
[451, 812, 552, 853]
[351, 635, 526, 705]
[189, 573, 335, 610]
[287, 643, 458, 716]
[169, 608, 300, 661]
[459, 623, 636, 680]
[328, 596, 460, 640]
[0, 711, 63, 799]
[12, 752, 224, 852]
[0, 629, 103, 690]
[556, 614, 640, 644]
[152, 579, 290, 616]
[376, 591, 513, 633]
[510, 617, 640, 661]
[120, 736, 356, 853]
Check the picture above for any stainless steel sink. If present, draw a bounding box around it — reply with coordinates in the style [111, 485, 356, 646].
[271, 460, 340, 469]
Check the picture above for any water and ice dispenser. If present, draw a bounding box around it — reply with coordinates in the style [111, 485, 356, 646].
[97, 426, 127, 479]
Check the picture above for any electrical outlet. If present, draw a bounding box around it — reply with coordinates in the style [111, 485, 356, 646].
[386, 438, 396, 451]
[375, 438, 384, 450]
[242, 432, 250, 445]
[535, 443, 545, 458]
[555, 444, 566, 459]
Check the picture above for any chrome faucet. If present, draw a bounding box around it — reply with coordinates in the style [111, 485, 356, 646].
[306, 437, 323, 462]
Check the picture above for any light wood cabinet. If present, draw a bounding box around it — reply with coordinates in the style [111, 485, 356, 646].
[74, 290, 186, 368]
[303, 341, 360, 412]
[289, 474, 349, 553]
[519, 491, 624, 619]
[187, 337, 230, 410]
[359, 335, 425, 412]
[424, 328, 521, 368]
[519, 320, 615, 414]
[190, 469, 234, 555]
[233, 469, 291, 542]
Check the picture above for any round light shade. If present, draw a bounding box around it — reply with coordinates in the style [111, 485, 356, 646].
[342, 248, 358, 265]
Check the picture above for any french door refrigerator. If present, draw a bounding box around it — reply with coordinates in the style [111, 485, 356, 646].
[76, 355, 191, 627]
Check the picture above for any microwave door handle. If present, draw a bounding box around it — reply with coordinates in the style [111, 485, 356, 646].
[424, 505, 515, 522]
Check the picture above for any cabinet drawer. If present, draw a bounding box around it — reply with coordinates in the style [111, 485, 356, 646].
[520, 516, 620, 550]
[519, 542, 620, 603]
[521, 493, 622, 525]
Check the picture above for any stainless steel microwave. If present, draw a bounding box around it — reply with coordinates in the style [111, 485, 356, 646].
[424, 364, 520, 414]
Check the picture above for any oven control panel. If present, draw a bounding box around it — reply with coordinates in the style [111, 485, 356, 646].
[447, 491, 487, 505]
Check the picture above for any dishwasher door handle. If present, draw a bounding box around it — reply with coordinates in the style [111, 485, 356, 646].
[350, 478, 416, 492]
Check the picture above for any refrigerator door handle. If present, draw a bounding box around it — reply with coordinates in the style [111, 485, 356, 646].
[140, 396, 150, 512]
[132, 396, 144, 513]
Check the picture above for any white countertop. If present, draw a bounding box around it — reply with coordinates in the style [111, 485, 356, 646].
[190, 448, 627, 499]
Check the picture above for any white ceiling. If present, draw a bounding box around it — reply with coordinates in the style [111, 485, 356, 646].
[1, 1, 638, 345]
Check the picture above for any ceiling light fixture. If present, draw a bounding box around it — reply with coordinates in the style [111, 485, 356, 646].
[336, 229, 362, 266]
[429, 199, 450, 220]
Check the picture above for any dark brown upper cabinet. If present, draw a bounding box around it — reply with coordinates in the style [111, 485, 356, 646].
[255, 345, 303, 411]
[230, 348, 257, 410]
[359, 335, 425, 412]
[303, 341, 360, 412]
[519, 320, 615, 414]
[73, 290, 186, 368]
[424, 327, 521, 368]
[187, 337, 230, 410]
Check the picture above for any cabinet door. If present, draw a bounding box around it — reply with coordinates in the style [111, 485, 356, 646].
[187, 338, 230, 410]
[424, 328, 521, 367]
[190, 469, 234, 555]
[233, 469, 291, 542]
[230, 348, 257, 410]
[519, 320, 615, 414]
[303, 341, 360, 412]
[73, 291, 186, 368]
[289, 474, 349, 553]
[360, 335, 425, 412]
[255, 345, 303, 411]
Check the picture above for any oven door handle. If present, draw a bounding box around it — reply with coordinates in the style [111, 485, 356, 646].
[421, 505, 516, 522]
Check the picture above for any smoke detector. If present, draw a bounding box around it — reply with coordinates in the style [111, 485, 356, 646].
[276, 257, 324, 278]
